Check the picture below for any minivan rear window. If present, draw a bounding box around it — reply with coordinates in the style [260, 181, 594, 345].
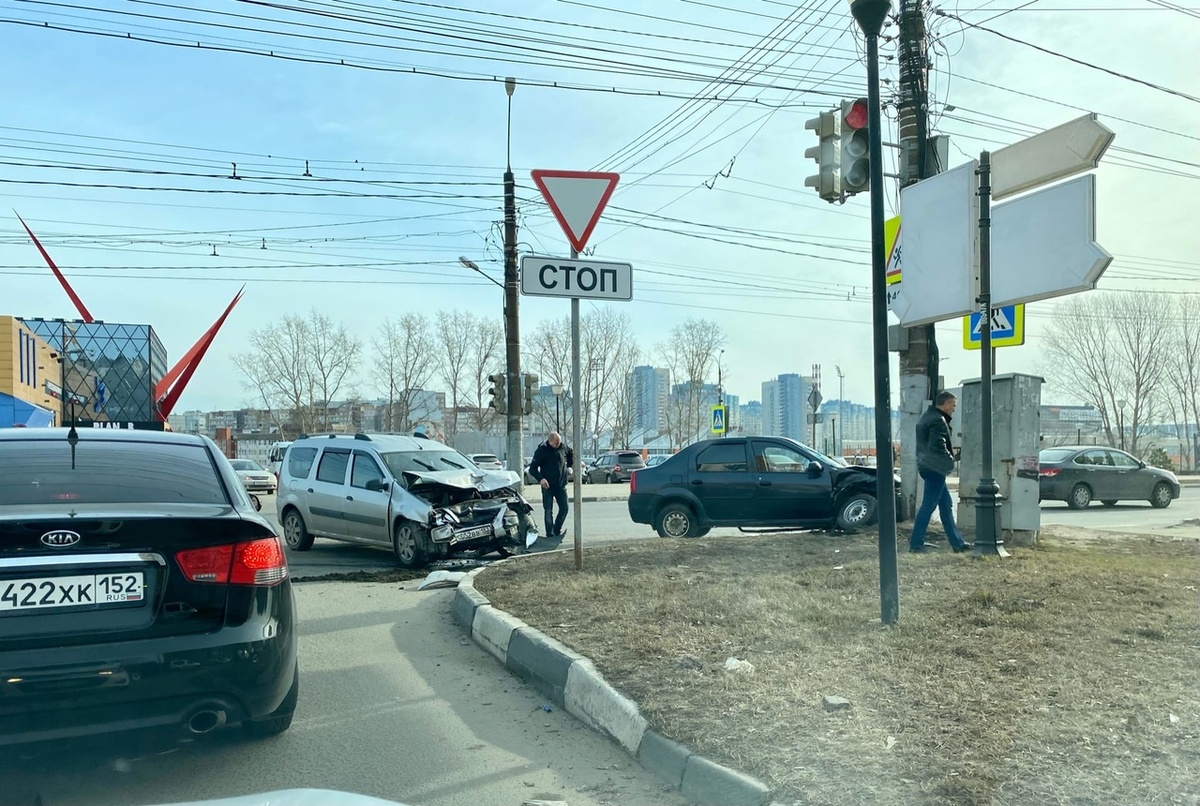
[0, 439, 227, 505]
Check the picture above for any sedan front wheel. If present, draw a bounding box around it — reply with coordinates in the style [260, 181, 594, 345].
[836, 492, 877, 533]
[1150, 482, 1173, 509]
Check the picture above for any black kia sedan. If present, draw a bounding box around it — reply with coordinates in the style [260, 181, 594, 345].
[0, 427, 298, 747]
[1038, 445, 1181, 509]
[628, 436, 902, 536]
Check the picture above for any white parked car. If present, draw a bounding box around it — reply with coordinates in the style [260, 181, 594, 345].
[469, 453, 504, 471]
[230, 458, 278, 493]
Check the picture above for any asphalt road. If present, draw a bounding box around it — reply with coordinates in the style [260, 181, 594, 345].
[0, 583, 687, 806]
[265, 488, 1200, 578]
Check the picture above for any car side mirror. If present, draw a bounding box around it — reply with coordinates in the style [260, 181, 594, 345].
[365, 478, 389, 492]
[1138, 461, 1146, 469]
[808, 461, 824, 476]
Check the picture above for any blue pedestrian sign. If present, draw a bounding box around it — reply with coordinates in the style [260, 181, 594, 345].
[963, 303, 1026, 350]
[710, 405, 728, 435]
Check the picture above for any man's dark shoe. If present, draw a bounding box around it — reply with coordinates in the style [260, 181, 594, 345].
[952, 542, 974, 553]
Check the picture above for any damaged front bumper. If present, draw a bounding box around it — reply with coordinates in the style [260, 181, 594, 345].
[427, 494, 538, 554]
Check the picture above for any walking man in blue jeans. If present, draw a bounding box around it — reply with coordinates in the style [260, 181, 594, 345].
[911, 391, 972, 554]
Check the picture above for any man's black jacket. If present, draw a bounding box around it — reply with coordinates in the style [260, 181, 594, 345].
[529, 440, 574, 488]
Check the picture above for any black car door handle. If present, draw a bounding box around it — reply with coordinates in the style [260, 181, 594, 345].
[307, 488, 315, 493]
[758, 479, 772, 486]
[346, 495, 354, 501]
[691, 479, 703, 486]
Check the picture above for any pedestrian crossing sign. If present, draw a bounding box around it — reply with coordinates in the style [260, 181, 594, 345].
[963, 303, 1026, 350]
[710, 405, 728, 435]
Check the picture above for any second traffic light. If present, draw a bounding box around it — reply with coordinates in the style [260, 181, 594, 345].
[804, 110, 841, 202]
[522, 373, 539, 416]
[840, 98, 870, 195]
[488, 372, 507, 415]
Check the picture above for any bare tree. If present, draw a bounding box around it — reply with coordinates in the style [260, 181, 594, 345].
[659, 317, 725, 446]
[1043, 292, 1171, 456]
[436, 310, 472, 439]
[233, 310, 361, 435]
[524, 316, 572, 437]
[465, 316, 504, 432]
[373, 314, 437, 432]
[1163, 295, 1200, 470]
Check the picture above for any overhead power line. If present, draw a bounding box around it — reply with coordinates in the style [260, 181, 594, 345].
[932, 8, 1200, 103]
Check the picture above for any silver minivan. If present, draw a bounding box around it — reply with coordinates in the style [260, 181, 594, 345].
[275, 433, 537, 568]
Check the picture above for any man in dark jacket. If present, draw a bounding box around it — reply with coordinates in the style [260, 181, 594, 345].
[911, 391, 971, 553]
[529, 431, 574, 539]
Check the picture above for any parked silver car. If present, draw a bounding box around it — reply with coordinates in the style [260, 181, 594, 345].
[276, 433, 538, 568]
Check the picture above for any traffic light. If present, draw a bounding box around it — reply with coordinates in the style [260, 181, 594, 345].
[840, 98, 871, 195]
[488, 372, 507, 415]
[522, 373, 539, 416]
[803, 110, 841, 202]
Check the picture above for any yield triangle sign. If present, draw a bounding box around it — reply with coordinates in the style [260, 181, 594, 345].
[531, 169, 620, 252]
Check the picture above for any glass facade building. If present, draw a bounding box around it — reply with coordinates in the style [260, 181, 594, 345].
[19, 318, 168, 423]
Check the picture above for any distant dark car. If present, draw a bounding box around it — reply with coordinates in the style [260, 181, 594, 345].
[0, 428, 298, 747]
[584, 451, 646, 484]
[1038, 446, 1180, 509]
[627, 436, 903, 536]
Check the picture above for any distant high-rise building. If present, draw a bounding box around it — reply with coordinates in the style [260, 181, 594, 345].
[761, 373, 811, 441]
[629, 365, 671, 436]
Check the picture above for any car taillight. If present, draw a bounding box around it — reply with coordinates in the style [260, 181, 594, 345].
[177, 537, 288, 586]
[1039, 467, 1059, 477]
[630, 471, 638, 493]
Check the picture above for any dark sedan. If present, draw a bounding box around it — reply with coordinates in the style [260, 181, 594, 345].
[1038, 445, 1181, 509]
[0, 427, 298, 747]
[628, 436, 903, 536]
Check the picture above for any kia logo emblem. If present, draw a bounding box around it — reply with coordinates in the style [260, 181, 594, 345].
[40, 530, 82, 548]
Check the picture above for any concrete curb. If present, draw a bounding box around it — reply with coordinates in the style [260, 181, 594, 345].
[452, 570, 773, 806]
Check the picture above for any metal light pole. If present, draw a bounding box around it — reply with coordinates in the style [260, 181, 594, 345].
[836, 365, 845, 457]
[717, 349, 725, 405]
[551, 383, 564, 433]
[972, 151, 1009, 559]
[502, 77, 523, 475]
[849, 0, 900, 624]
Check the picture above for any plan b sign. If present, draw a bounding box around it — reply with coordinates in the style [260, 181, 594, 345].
[520, 256, 633, 301]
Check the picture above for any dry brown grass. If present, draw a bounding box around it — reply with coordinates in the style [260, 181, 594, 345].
[475, 528, 1200, 806]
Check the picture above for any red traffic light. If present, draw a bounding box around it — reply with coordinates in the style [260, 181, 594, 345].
[844, 98, 869, 130]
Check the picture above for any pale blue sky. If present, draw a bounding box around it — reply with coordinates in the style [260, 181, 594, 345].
[1, 0, 1197, 411]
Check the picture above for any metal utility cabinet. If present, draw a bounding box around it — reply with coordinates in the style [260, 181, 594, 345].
[955, 373, 1044, 544]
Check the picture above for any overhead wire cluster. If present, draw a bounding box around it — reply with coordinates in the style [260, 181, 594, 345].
[0, 0, 1195, 325]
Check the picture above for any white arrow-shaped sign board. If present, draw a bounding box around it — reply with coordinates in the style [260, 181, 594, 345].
[992, 174, 1111, 308]
[893, 160, 979, 327]
[991, 113, 1115, 201]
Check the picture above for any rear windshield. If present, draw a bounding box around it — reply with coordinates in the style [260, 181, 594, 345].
[1039, 449, 1075, 463]
[616, 453, 645, 465]
[0, 439, 228, 505]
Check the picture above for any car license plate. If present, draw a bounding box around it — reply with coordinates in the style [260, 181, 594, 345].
[452, 525, 493, 544]
[0, 572, 145, 613]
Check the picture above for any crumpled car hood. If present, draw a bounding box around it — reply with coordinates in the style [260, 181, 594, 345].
[402, 468, 521, 493]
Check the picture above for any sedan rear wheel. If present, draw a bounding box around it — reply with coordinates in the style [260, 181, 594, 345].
[656, 503, 700, 538]
[1150, 482, 1173, 509]
[1067, 483, 1092, 510]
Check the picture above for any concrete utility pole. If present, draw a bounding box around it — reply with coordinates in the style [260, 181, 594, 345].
[502, 77, 523, 473]
[895, 0, 939, 519]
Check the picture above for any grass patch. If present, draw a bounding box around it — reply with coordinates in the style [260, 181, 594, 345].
[475, 530, 1200, 805]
